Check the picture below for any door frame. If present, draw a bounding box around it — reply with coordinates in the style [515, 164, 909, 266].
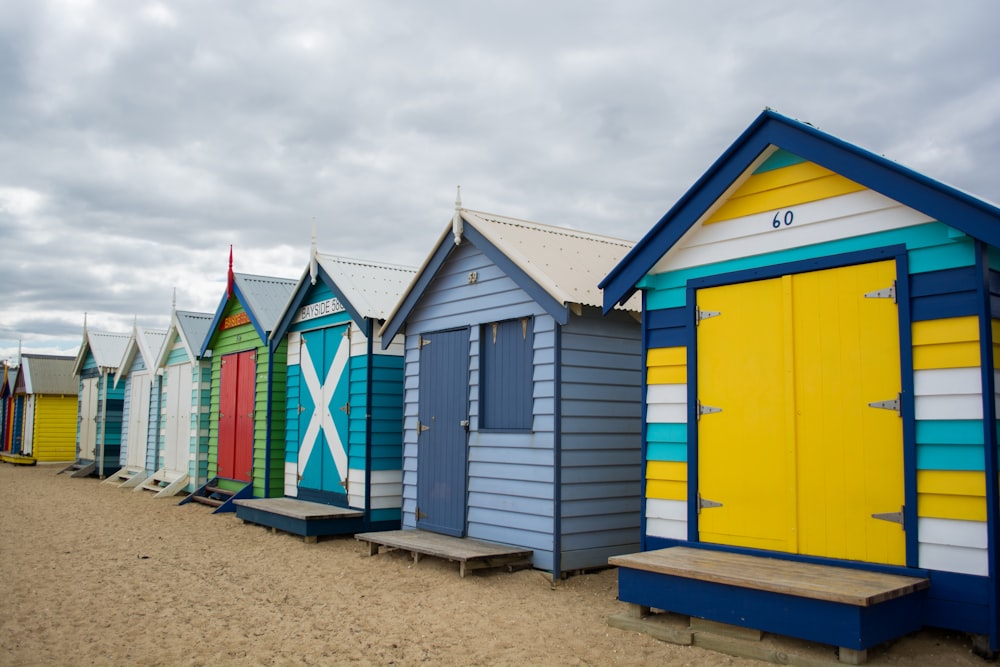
[683, 244, 918, 567]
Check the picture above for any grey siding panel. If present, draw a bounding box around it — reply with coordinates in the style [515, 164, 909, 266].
[145, 374, 160, 472]
[558, 309, 642, 570]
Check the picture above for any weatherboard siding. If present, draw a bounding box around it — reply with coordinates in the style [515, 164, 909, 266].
[31, 395, 77, 462]
[558, 309, 642, 570]
[207, 301, 285, 498]
[640, 154, 996, 577]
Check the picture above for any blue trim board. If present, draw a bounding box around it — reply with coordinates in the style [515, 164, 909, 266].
[639, 290, 651, 552]
[551, 322, 563, 582]
[685, 289, 699, 540]
[617, 566, 924, 651]
[381, 232, 456, 345]
[895, 250, 919, 568]
[601, 109, 1000, 312]
[975, 241, 1000, 650]
[364, 318, 375, 531]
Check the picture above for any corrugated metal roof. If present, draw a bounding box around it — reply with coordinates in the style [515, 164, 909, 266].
[176, 311, 214, 358]
[117, 327, 168, 382]
[21, 354, 77, 395]
[458, 209, 641, 312]
[87, 331, 130, 369]
[234, 273, 298, 333]
[315, 253, 417, 320]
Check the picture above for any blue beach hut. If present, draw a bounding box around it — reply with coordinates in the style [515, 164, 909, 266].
[232, 249, 416, 540]
[377, 200, 643, 578]
[601, 110, 1000, 658]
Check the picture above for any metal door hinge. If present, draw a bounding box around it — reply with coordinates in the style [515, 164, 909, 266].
[416, 507, 428, 519]
[868, 393, 901, 415]
[419, 337, 432, 349]
[418, 420, 430, 433]
[864, 282, 897, 303]
[696, 309, 721, 325]
[340, 402, 350, 415]
[698, 493, 723, 513]
[297, 404, 306, 414]
[872, 506, 905, 529]
[697, 401, 722, 419]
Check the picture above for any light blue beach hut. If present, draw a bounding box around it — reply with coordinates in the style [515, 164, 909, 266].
[375, 201, 643, 578]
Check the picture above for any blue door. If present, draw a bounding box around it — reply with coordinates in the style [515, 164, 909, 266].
[297, 324, 351, 499]
[416, 328, 470, 537]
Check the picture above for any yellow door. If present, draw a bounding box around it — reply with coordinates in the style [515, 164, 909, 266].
[696, 260, 905, 565]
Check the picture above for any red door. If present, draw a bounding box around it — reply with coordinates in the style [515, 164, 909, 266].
[218, 350, 256, 482]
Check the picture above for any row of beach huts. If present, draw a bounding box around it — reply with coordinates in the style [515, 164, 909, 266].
[4, 110, 1000, 663]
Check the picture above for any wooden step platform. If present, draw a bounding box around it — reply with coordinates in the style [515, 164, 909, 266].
[610, 547, 929, 665]
[355, 529, 533, 577]
[234, 497, 365, 543]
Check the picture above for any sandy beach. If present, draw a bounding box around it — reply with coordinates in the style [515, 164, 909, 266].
[0, 462, 987, 666]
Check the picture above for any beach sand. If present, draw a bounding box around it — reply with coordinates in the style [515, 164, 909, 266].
[0, 463, 986, 666]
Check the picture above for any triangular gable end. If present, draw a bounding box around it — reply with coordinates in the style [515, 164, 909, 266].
[200, 273, 296, 357]
[601, 109, 1000, 311]
[270, 264, 369, 353]
[378, 219, 569, 347]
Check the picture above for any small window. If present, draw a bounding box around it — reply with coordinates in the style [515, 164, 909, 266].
[480, 317, 533, 430]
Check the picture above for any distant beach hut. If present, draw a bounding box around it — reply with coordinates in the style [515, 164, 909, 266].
[600, 109, 1000, 658]
[66, 325, 130, 477]
[233, 248, 416, 540]
[12, 354, 78, 463]
[105, 325, 167, 487]
[370, 199, 643, 578]
[181, 261, 296, 512]
[0, 362, 13, 452]
[139, 309, 214, 497]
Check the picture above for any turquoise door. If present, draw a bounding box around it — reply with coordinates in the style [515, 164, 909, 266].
[297, 325, 351, 497]
[416, 328, 470, 537]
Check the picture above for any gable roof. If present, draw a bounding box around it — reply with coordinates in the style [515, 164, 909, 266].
[155, 310, 214, 368]
[21, 354, 77, 395]
[201, 272, 297, 356]
[271, 253, 417, 351]
[115, 326, 168, 385]
[72, 329, 130, 375]
[601, 108, 1000, 311]
[380, 208, 639, 343]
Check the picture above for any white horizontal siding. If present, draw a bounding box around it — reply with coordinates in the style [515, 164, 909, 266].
[347, 468, 403, 510]
[917, 517, 988, 576]
[645, 498, 687, 540]
[646, 383, 687, 424]
[656, 190, 933, 273]
[913, 368, 987, 420]
[284, 461, 297, 497]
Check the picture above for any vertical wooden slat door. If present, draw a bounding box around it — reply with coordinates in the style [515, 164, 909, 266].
[79, 377, 99, 460]
[297, 325, 350, 495]
[696, 260, 905, 565]
[416, 328, 470, 537]
[163, 364, 192, 475]
[126, 375, 152, 469]
[218, 349, 256, 482]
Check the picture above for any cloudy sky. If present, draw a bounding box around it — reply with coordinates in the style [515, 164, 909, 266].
[2, 1, 999, 363]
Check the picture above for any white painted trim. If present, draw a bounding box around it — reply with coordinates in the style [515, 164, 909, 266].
[918, 542, 988, 576]
[917, 517, 988, 549]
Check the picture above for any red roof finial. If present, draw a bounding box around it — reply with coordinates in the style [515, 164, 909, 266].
[227, 245, 234, 298]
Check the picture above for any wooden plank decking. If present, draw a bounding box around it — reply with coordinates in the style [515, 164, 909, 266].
[234, 498, 364, 542]
[356, 529, 533, 577]
[610, 547, 928, 606]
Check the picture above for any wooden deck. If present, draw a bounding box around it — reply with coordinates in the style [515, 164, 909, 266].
[355, 529, 533, 577]
[609, 547, 928, 606]
[611, 547, 930, 664]
[234, 497, 365, 542]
